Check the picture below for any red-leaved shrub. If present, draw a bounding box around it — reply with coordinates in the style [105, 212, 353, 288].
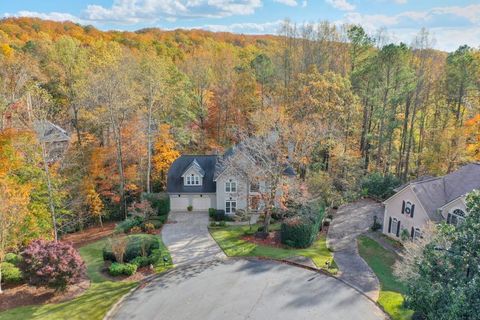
[20, 240, 86, 291]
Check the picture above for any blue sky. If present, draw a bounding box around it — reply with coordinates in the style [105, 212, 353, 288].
[2, 0, 479, 51]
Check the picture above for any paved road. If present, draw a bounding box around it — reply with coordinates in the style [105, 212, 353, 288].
[162, 211, 225, 266]
[112, 259, 387, 320]
[327, 199, 384, 301]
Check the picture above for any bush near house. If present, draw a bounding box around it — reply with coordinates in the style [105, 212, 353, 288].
[115, 216, 144, 234]
[209, 208, 216, 218]
[143, 193, 170, 216]
[215, 209, 226, 221]
[280, 205, 324, 248]
[20, 240, 86, 291]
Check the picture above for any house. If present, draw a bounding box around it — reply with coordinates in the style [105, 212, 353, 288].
[382, 163, 480, 240]
[166, 148, 295, 213]
[33, 120, 70, 162]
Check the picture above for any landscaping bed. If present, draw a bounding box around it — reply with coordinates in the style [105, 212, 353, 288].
[60, 222, 117, 248]
[209, 224, 336, 273]
[357, 235, 413, 320]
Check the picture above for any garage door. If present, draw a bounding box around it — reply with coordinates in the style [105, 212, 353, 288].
[170, 196, 190, 211]
[192, 196, 211, 211]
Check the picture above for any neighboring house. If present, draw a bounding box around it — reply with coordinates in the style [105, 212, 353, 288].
[382, 163, 480, 240]
[166, 148, 295, 213]
[34, 120, 70, 163]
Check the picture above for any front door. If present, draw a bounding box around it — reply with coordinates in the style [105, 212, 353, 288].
[225, 200, 237, 214]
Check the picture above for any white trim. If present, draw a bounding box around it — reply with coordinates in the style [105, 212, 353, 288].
[225, 179, 237, 193]
[438, 195, 467, 211]
[225, 199, 237, 214]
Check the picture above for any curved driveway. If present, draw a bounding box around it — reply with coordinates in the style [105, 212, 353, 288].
[162, 211, 225, 266]
[112, 259, 387, 320]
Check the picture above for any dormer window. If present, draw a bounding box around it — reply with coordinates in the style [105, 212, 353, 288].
[447, 209, 465, 227]
[186, 173, 201, 186]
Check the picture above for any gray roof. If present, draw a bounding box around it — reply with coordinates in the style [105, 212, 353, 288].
[33, 120, 69, 143]
[405, 163, 480, 221]
[167, 155, 218, 193]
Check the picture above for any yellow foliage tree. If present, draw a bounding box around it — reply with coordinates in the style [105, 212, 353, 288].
[465, 114, 480, 161]
[152, 124, 180, 190]
[83, 178, 105, 228]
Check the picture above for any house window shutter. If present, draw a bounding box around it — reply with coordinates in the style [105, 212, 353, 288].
[401, 201, 405, 214]
[411, 227, 414, 238]
[410, 204, 415, 218]
[388, 217, 392, 233]
[396, 221, 401, 237]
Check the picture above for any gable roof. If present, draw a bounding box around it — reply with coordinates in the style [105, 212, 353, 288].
[33, 120, 69, 143]
[167, 155, 218, 193]
[181, 159, 205, 177]
[396, 163, 480, 220]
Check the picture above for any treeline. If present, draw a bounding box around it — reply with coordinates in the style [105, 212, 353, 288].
[0, 17, 479, 240]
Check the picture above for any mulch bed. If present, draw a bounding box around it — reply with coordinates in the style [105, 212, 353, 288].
[61, 222, 116, 248]
[0, 279, 90, 312]
[242, 231, 285, 248]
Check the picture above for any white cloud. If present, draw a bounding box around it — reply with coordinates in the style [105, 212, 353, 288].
[4, 11, 85, 24]
[273, 0, 298, 6]
[326, 0, 355, 11]
[199, 20, 283, 33]
[84, 0, 263, 24]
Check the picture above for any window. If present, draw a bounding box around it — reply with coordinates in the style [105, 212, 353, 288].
[225, 200, 237, 214]
[225, 179, 237, 193]
[391, 218, 399, 235]
[402, 201, 415, 217]
[447, 209, 466, 227]
[414, 228, 422, 239]
[185, 173, 201, 186]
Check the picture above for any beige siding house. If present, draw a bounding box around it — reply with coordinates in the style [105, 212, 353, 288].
[383, 163, 480, 240]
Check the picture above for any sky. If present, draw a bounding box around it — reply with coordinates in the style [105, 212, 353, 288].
[1, 0, 480, 52]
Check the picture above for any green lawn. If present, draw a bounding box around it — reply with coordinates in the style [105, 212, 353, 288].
[209, 224, 336, 273]
[357, 236, 413, 320]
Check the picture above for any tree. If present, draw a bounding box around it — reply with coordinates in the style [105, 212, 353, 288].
[251, 53, 274, 108]
[0, 130, 31, 293]
[404, 190, 480, 319]
[152, 124, 179, 191]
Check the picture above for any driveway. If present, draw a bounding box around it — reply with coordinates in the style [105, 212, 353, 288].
[111, 259, 387, 320]
[327, 199, 384, 301]
[162, 211, 225, 266]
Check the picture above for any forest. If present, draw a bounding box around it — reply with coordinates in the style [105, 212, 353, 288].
[0, 17, 479, 243]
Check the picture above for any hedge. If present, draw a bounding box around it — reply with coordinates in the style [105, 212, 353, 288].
[280, 206, 324, 248]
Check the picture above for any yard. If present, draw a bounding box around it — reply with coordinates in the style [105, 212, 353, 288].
[357, 236, 413, 320]
[0, 234, 173, 320]
[209, 224, 337, 273]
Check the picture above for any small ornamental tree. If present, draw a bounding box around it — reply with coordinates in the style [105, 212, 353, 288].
[20, 240, 86, 291]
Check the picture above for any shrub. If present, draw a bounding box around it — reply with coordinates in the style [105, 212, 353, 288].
[115, 217, 144, 234]
[130, 256, 151, 268]
[108, 234, 128, 263]
[103, 235, 160, 263]
[215, 209, 225, 221]
[108, 263, 137, 276]
[5, 252, 21, 265]
[20, 240, 86, 291]
[1, 262, 22, 284]
[130, 226, 142, 234]
[219, 221, 226, 227]
[208, 208, 216, 218]
[280, 205, 323, 248]
[371, 215, 382, 231]
[187, 205, 193, 212]
[146, 219, 163, 229]
[142, 222, 156, 233]
[143, 193, 170, 216]
[360, 172, 401, 200]
[210, 221, 217, 227]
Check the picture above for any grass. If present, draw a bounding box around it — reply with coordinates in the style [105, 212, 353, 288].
[209, 224, 337, 273]
[153, 236, 174, 273]
[357, 235, 413, 320]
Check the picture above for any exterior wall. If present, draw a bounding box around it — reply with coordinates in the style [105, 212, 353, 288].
[383, 186, 431, 240]
[169, 193, 216, 211]
[440, 196, 467, 220]
[215, 172, 248, 214]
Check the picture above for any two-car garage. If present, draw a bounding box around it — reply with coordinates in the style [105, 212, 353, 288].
[169, 194, 215, 212]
